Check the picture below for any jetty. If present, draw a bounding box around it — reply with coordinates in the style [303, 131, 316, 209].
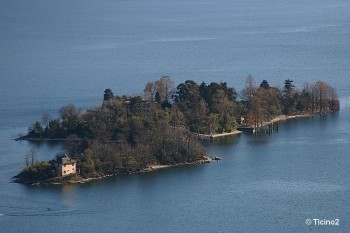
[194, 130, 242, 141]
[237, 121, 279, 135]
[238, 114, 313, 135]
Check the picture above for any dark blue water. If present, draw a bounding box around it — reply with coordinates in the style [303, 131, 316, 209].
[0, 0, 350, 232]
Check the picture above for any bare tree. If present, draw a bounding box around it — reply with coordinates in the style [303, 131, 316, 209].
[24, 152, 30, 168]
[41, 112, 51, 129]
[25, 148, 37, 167]
[144, 76, 175, 102]
[144, 81, 155, 101]
[160, 76, 175, 100]
[314, 81, 339, 113]
[155, 80, 166, 101]
[59, 104, 79, 120]
[241, 74, 256, 104]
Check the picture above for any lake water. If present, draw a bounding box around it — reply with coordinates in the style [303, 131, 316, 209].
[0, 0, 350, 232]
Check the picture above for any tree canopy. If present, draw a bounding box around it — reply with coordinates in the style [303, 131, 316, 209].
[21, 75, 339, 181]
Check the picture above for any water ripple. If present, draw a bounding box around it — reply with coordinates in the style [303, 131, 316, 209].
[244, 180, 346, 193]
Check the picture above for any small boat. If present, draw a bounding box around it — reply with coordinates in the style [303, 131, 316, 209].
[213, 156, 221, 161]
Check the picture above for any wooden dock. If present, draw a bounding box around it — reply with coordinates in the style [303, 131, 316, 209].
[253, 121, 279, 135]
[238, 121, 279, 135]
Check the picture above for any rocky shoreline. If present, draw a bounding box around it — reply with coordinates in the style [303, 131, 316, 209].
[19, 156, 213, 186]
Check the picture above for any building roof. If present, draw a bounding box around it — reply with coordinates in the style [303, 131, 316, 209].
[59, 155, 77, 165]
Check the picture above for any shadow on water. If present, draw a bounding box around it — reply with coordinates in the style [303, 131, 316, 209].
[26, 140, 64, 150]
[318, 111, 340, 124]
[246, 136, 270, 146]
[15, 140, 64, 161]
[0, 184, 80, 217]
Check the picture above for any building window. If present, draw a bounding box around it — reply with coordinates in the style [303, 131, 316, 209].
[64, 171, 66, 174]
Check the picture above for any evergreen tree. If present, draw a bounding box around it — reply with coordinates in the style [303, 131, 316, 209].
[155, 91, 161, 104]
[103, 89, 114, 101]
[282, 79, 296, 115]
[260, 80, 270, 89]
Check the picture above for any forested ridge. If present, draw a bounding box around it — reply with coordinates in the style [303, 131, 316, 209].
[16, 75, 339, 183]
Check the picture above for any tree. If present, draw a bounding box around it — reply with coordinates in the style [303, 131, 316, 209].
[282, 79, 296, 115]
[174, 80, 200, 104]
[241, 74, 256, 107]
[25, 148, 37, 167]
[41, 112, 51, 129]
[296, 83, 313, 112]
[143, 76, 174, 103]
[155, 91, 161, 104]
[65, 134, 81, 155]
[103, 89, 114, 101]
[24, 151, 30, 168]
[249, 92, 266, 127]
[28, 121, 44, 137]
[59, 104, 81, 136]
[211, 89, 236, 114]
[220, 114, 238, 132]
[15, 161, 56, 184]
[46, 119, 62, 138]
[265, 87, 282, 117]
[201, 82, 237, 111]
[160, 76, 174, 101]
[144, 81, 156, 101]
[129, 96, 144, 114]
[173, 80, 211, 133]
[30, 149, 37, 165]
[314, 81, 339, 113]
[329, 87, 340, 111]
[59, 104, 79, 121]
[155, 80, 166, 102]
[169, 104, 186, 128]
[260, 80, 270, 89]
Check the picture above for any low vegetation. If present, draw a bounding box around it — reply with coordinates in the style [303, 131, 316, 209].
[13, 161, 56, 184]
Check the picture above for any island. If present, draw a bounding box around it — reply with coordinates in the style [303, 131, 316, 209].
[14, 75, 340, 184]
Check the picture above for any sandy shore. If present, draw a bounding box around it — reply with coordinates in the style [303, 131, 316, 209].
[209, 130, 242, 138]
[195, 130, 242, 140]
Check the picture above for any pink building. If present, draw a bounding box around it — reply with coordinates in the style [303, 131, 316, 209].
[56, 155, 77, 176]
